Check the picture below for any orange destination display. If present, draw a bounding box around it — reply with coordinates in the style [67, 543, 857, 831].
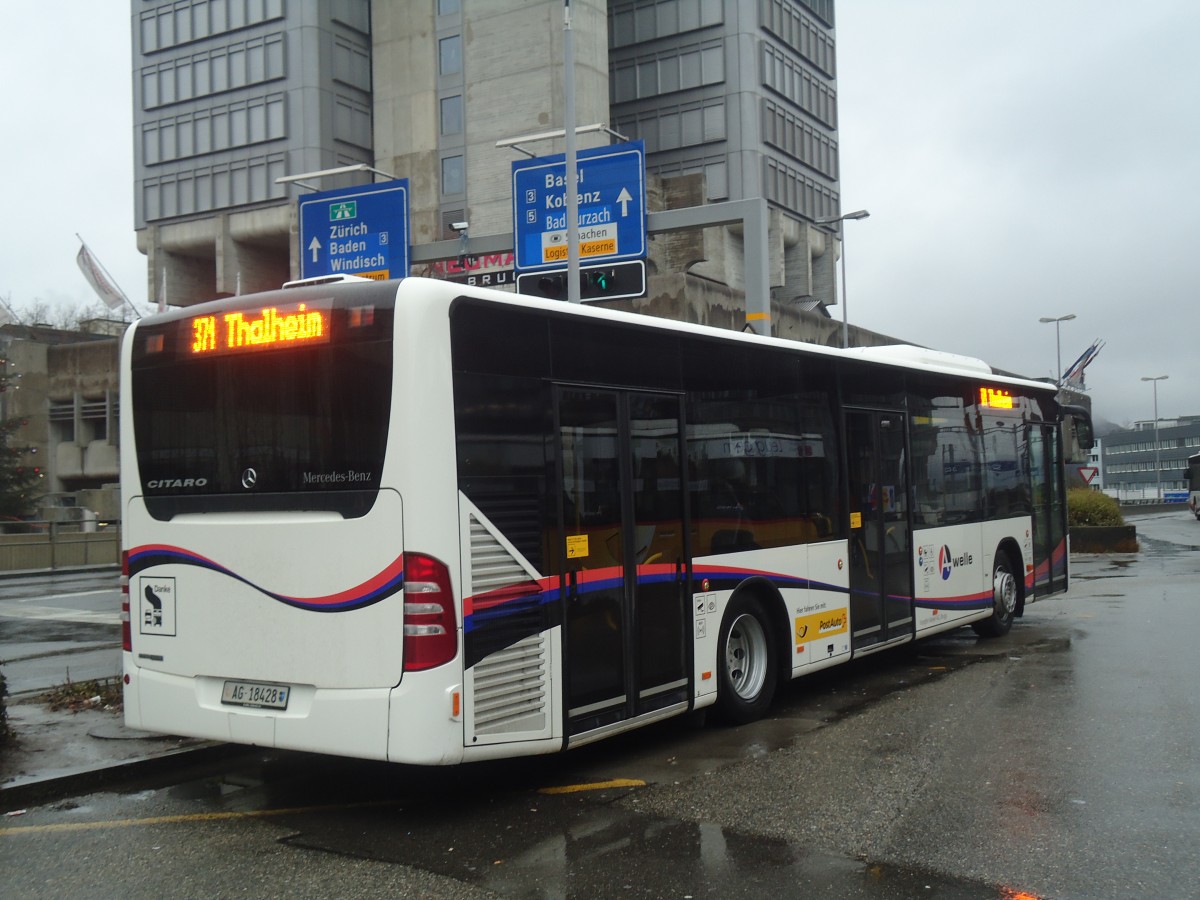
[188, 300, 333, 355]
[978, 386, 1015, 409]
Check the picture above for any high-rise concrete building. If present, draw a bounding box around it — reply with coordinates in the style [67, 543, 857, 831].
[133, 2, 374, 301]
[132, 0, 843, 335]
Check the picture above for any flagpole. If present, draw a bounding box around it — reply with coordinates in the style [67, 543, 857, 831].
[75, 233, 140, 320]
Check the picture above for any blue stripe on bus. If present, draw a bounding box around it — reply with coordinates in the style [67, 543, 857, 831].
[463, 563, 825, 634]
[913, 591, 993, 610]
[127, 544, 404, 612]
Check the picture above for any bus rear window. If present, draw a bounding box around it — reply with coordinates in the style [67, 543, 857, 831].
[131, 296, 394, 519]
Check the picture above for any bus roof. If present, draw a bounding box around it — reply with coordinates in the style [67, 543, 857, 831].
[135, 276, 1059, 396]
[404, 277, 1060, 396]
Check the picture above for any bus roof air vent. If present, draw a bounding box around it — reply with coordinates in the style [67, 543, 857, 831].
[846, 344, 994, 376]
[282, 274, 374, 289]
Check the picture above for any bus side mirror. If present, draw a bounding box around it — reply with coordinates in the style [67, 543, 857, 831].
[1060, 404, 1094, 460]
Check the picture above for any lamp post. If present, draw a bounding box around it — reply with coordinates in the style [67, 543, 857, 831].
[1141, 375, 1168, 502]
[1038, 313, 1076, 386]
[274, 162, 398, 192]
[816, 209, 870, 349]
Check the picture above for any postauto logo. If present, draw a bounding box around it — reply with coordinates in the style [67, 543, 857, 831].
[938, 544, 974, 580]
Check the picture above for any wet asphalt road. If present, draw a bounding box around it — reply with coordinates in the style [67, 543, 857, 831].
[2, 511, 1198, 898]
[0, 569, 121, 695]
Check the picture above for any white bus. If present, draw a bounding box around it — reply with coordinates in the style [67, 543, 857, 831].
[120, 277, 1091, 764]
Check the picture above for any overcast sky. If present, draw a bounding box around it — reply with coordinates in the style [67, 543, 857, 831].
[0, 5, 143, 327]
[1, 2, 1196, 426]
[835, 1, 1200, 426]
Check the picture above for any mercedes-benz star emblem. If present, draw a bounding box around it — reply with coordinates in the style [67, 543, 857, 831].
[241, 468, 258, 489]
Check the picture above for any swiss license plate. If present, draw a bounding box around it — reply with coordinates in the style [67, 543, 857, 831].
[221, 679, 290, 710]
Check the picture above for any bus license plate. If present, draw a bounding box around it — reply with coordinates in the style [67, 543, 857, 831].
[221, 680, 290, 710]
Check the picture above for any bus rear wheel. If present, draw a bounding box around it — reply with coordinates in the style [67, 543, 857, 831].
[714, 595, 777, 724]
[972, 550, 1018, 638]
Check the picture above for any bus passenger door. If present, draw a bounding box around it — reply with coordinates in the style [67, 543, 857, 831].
[556, 388, 690, 737]
[846, 409, 914, 651]
[1029, 425, 1067, 595]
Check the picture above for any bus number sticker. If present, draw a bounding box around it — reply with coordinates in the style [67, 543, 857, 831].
[139, 577, 178, 636]
[566, 534, 589, 559]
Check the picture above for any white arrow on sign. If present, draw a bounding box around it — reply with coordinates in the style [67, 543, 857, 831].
[616, 187, 633, 217]
[308, 236, 322, 262]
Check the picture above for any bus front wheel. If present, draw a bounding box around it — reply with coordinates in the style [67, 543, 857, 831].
[714, 595, 777, 724]
[972, 551, 1018, 638]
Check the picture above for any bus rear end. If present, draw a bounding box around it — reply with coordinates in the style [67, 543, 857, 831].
[120, 279, 455, 762]
[1188, 453, 1200, 519]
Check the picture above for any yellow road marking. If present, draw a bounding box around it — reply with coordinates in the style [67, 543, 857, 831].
[537, 778, 645, 795]
[0, 800, 393, 837]
[4, 780, 648, 835]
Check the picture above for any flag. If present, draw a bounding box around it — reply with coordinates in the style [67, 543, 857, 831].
[1062, 339, 1104, 387]
[76, 242, 128, 311]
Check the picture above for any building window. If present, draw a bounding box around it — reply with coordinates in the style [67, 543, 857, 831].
[50, 400, 75, 445]
[442, 155, 465, 195]
[439, 36, 462, 76]
[440, 95, 463, 135]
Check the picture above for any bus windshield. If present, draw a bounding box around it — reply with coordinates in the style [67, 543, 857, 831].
[129, 289, 395, 519]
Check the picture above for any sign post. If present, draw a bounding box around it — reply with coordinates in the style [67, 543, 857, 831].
[299, 181, 410, 280]
[512, 141, 647, 301]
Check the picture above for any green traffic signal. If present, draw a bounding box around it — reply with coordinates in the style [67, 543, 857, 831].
[516, 261, 644, 301]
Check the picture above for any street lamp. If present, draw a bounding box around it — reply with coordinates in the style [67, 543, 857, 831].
[1141, 375, 1169, 502]
[816, 209, 870, 349]
[274, 163, 398, 192]
[1038, 313, 1076, 386]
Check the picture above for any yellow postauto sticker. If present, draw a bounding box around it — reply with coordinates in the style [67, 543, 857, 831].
[566, 534, 589, 559]
[795, 609, 848, 644]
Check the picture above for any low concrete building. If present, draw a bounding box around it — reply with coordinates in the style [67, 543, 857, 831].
[0, 323, 122, 522]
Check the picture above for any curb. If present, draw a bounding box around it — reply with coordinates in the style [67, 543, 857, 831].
[1, 742, 251, 813]
[1069, 524, 1139, 554]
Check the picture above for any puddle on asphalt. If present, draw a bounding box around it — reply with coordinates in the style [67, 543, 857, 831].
[274, 792, 1038, 899]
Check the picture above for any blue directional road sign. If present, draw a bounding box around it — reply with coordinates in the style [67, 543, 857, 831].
[299, 180, 410, 280]
[512, 141, 646, 273]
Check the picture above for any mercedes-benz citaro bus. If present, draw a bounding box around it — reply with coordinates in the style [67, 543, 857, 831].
[120, 275, 1092, 765]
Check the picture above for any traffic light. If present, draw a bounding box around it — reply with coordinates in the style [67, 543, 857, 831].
[530, 272, 567, 299]
[516, 261, 646, 302]
[584, 268, 619, 295]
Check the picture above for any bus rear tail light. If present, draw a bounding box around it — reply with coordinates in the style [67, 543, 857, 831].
[402, 552, 457, 671]
[120, 551, 132, 652]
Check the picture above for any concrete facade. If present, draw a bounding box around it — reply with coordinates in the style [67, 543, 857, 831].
[372, 0, 613, 243]
[133, 0, 373, 303]
[0, 325, 121, 520]
[608, 0, 840, 307]
[131, 0, 846, 339]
